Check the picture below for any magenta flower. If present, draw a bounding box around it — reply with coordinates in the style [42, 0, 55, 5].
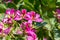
[4, 26, 12, 34]
[25, 11, 43, 23]
[21, 9, 27, 15]
[20, 22, 32, 30]
[14, 10, 22, 20]
[20, 22, 38, 40]
[26, 31, 38, 40]
[27, 36, 38, 40]
[14, 9, 27, 21]
[6, 8, 15, 17]
[27, 36, 34, 40]
[56, 9, 60, 14]
[2, 17, 13, 24]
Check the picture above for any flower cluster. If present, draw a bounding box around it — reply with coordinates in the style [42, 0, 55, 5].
[0, 8, 43, 40]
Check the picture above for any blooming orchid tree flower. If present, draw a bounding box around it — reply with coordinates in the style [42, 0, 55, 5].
[20, 22, 38, 40]
[2, 17, 13, 24]
[6, 9, 27, 21]
[26, 30, 38, 40]
[14, 9, 27, 20]
[20, 22, 32, 30]
[25, 11, 43, 23]
[0, 8, 43, 40]
[14, 10, 22, 20]
[5, 8, 15, 18]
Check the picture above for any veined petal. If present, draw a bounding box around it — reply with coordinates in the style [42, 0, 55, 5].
[14, 15, 22, 20]
[27, 36, 34, 40]
[35, 14, 40, 19]
[6, 8, 15, 15]
[24, 13, 31, 20]
[35, 18, 43, 22]
[27, 31, 37, 39]
[28, 20, 32, 24]
[2, 18, 8, 23]
[16, 10, 21, 16]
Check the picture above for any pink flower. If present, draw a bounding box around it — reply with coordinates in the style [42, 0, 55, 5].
[27, 36, 38, 40]
[20, 22, 38, 40]
[21, 9, 27, 14]
[27, 36, 34, 40]
[26, 31, 38, 40]
[6, 8, 15, 17]
[14, 9, 27, 21]
[4, 26, 12, 34]
[14, 10, 22, 20]
[25, 11, 43, 23]
[2, 17, 13, 24]
[20, 22, 32, 30]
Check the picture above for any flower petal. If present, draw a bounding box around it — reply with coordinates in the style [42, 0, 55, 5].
[6, 8, 15, 15]
[14, 15, 22, 20]
[27, 31, 37, 39]
[35, 14, 40, 19]
[4, 27, 12, 34]
[27, 36, 34, 40]
[35, 18, 43, 22]
[21, 9, 27, 14]
[16, 10, 21, 16]
[28, 20, 32, 24]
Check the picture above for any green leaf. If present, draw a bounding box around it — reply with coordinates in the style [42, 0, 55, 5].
[6, 36, 11, 40]
[57, 0, 60, 2]
[14, 0, 21, 4]
[0, 4, 6, 13]
[0, 0, 2, 3]
[23, 0, 35, 10]
[0, 13, 4, 21]
[35, 22, 47, 27]
[7, 3, 17, 9]
[44, 18, 55, 30]
[54, 29, 60, 40]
